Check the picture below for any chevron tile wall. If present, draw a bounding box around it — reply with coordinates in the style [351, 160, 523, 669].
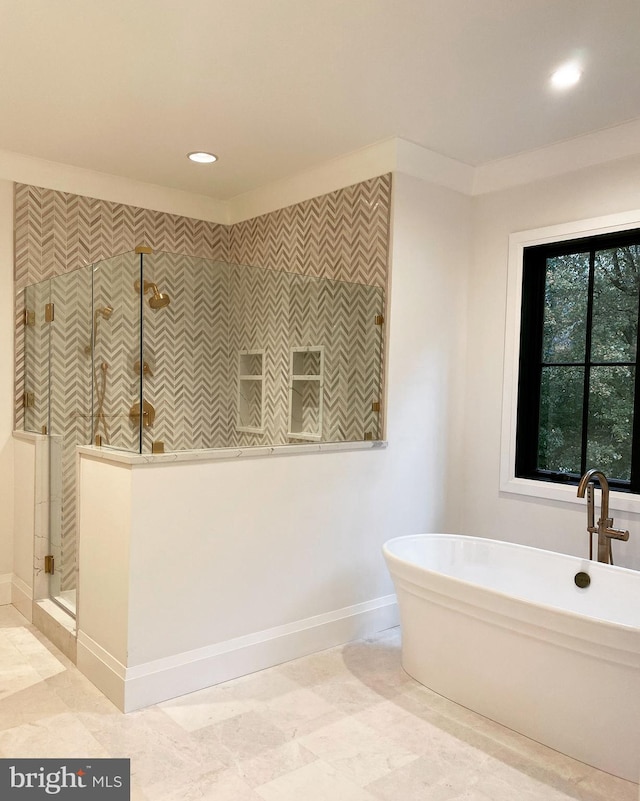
[229, 175, 391, 288]
[15, 174, 391, 601]
[139, 252, 231, 452]
[92, 252, 143, 453]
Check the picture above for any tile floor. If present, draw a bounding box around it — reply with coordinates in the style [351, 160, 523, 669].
[0, 605, 636, 801]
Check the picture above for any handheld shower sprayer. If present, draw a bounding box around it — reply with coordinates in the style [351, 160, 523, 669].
[85, 305, 114, 356]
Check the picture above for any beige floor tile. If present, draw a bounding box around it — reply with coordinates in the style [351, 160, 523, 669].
[159, 689, 256, 732]
[365, 755, 505, 801]
[213, 666, 302, 702]
[356, 698, 475, 758]
[158, 667, 300, 733]
[0, 606, 30, 628]
[0, 712, 111, 758]
[3, 627, 67, 679]
[0, 663, 48, 701]
[312, 675, 388, 716]
[340, 634, 413, 697]
[191, 768, 266, 801]
[298, 715, 419, 786]
[0, 680, 72, 731]
[130, 783, 151, 801]
[263, 686, 344, 737]
[81, 706, 229, 795]
[278, 647, 355, 687]
[45, 669, 121, 716]
[197, 709, 291, 760]
[0, 614, 634, 801]
[255, 759, 379, 801]
[235, 740, 318, 787]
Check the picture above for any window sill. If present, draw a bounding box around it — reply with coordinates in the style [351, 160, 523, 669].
[500, 475, 640, 516]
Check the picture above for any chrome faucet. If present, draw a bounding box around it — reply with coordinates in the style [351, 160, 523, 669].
[576, 469, 629, 564]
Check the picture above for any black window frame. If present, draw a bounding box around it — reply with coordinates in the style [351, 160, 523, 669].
[515, 227, 640, 494]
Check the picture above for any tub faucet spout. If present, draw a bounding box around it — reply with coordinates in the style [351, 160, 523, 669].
[577, 469, 629, 564]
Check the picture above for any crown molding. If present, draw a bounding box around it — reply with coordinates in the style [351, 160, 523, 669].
[227, 139, 397, 223]
[3, 119, 640, 226]
[0, 148, 228, 223]
[473, 118, 640, 196]
[226, 137, 475, 222]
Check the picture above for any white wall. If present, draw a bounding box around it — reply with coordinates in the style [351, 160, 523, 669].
[389, 173, 471, 532]
[461, 154, 640, 569]
[12, 436, 35, 616]
[75, 171, 471, 708]
[0, 179, 14, 599]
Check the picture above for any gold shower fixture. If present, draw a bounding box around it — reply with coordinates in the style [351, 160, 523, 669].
[134, 279, 171, 309]
[84, 304, 114, 356]
[129, 398, 156, 428]
[133, 360, 154, 377]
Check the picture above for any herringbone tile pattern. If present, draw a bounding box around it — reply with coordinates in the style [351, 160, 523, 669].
[229, 263, 290, 447]
[92, 252, 142, 452]
[22, 282, 50, 434]
[229, 175, 391, 288]
[15, 185, 229, 289]
[140, 253, 231, 452]
[15, 175, 391, 597]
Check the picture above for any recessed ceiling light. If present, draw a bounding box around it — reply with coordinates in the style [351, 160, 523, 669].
[550, 63, 582, 90]
[187, 151, 218, 163]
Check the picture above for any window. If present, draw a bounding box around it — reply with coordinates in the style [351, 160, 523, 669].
[516, 229, 640, 493]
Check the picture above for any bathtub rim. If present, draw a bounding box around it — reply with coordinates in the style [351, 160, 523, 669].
[384, 533, 640, 666]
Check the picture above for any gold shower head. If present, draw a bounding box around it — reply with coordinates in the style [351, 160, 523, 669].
[149, 289, 170, 309]
[134, 279, 171, 310]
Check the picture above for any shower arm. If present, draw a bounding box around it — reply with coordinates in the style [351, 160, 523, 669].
[134, 279, 160, 297]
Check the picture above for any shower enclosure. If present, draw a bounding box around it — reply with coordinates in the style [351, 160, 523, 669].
[22, 250, 385, 615]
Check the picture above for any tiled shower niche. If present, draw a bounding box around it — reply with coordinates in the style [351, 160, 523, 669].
[22, 252, 385, 610]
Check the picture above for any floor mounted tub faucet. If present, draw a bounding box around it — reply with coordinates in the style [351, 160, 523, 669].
[577, 469, 629, 564]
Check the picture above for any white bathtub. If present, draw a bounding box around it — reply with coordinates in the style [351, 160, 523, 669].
[383, 534, 640, 782]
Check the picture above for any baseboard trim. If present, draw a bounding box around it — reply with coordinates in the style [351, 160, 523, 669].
[11, 575, 33, 621]
[0, 574, 11, 606]
[78, 594, 399, 712]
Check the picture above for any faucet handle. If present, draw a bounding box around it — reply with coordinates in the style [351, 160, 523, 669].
[605, 526, 630, 542]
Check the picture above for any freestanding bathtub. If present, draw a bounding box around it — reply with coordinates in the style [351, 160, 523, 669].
[383, 534, 640, 782]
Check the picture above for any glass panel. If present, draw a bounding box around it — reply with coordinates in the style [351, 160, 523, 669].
[139, 253, 385, 451]
[229, 260, 287, 449]
[591, 246, 640, 363]
[587, 366, 634, 481]
[92, 253, 143, 453]
[289, 273, 384, 443]
[22, 279, 51, 433]
[141, 253, 229, 453]
[48, 266, 92, 615]
[538, 366, 584, 474]
[542, 253, 590, 363]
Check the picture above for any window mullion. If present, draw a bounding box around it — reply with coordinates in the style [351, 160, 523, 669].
[580, 249, 596, 476]
[629, 265, 640, 492]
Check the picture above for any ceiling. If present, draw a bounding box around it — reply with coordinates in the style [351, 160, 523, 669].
[1, 0, 639, 200]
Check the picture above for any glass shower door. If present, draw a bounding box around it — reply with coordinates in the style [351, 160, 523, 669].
[48, 267, 93, 615]
[22, 279, 51, 435]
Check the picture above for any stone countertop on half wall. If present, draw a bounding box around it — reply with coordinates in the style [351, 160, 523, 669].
[76, 439, 388, 466]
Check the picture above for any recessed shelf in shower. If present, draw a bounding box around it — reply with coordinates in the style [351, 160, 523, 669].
[288, 346, 324, 442]
[237, 349, 265, 434]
